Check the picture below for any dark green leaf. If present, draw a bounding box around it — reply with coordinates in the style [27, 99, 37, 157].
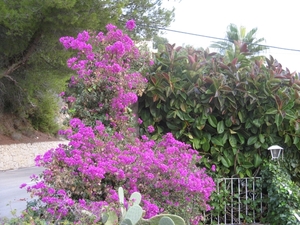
[221, 156, 231, 168]
[245, 119, 252, 129]
[259, 134, 265, 143]
[211, 137, 224, 146]
[238, 111, 245, 123]
[293, 136, 299, 145]
[237, 133, 245, 144]
[191, 139, 200, 149]
[166, 110, 176, 119]
[245, 169, 252, 177]
[180, 103, 187, 112]
[247, 136, 258, 146]
[222, 132, 228, 145]
[242, 162, 254, 169]
[252, 119, 261, 127]
[150, 105, 159, 117]
[217, 121, 225, 134]
[265, 108, 278, 114]
[176, 111, 184, 120]
[225, 118, 232, 127]
[254, 154, 262, 167]
[275, 114, 283, 128]
[166, 122, 180, 130]
[284, 134, 292, 146]
[208, 115, 217, 128]
[282, 100, 294, 111]
[229, 135, 237, 147]
[202, 140, 210, 151]
[254, 141, 261, 148]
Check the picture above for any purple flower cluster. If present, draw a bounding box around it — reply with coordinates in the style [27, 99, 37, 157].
[28, 118, 215, 222]
[111, 92, 138, 111]
[125, 19, 136, 31]
[147, 125, 155, 133]
[59, 20, 149, 127]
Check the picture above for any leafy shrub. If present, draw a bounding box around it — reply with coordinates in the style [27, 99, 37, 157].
[29, 91, 60, 134]
[139, 44, 300, 178]
[261, 161, 300, 225]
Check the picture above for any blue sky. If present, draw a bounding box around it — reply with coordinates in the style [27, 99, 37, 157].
[162, 0, 300, 72]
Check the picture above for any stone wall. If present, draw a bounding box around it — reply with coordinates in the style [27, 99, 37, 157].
[0, 141, 68, 170]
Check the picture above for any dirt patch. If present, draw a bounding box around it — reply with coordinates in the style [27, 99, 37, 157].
[0, 132, 60, 145]
[0, 113, 61, 145]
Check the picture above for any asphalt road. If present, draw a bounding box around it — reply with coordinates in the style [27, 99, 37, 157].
[0, 166, 45, 219]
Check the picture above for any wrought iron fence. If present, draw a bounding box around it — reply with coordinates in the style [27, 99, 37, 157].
[202, 177, 267, 225]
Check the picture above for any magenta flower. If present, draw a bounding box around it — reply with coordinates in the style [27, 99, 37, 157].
[106, 23, 117, 31]
[138, 118, 143, 124]
[126, 19, 136, 31]
[20, 183, 27, 189]
[149, 60, 154, 66]
[211, 164, 216, 172]
[147, 125, 155, 133]
[66, 96, 76, 103]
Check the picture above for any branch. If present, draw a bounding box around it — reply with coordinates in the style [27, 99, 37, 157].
[1, 29, 43, 78]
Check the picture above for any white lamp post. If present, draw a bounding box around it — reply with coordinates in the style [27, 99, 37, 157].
[268, 145, 283, 160]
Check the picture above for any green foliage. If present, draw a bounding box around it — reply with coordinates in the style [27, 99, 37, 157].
[261, 161, 300, 225]
[64, 75, 113, 127]
[28, 92, 60, 134]
[14, 66, 70, 134]
[0, 0, 174, 71]
[0, 0, 175, 134]
[139, 43, 300, 178]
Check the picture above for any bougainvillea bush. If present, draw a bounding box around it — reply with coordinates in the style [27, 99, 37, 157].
[22, 21, 215, 224]
[59, 20, 148, 127]
[25, 118, 215, 223]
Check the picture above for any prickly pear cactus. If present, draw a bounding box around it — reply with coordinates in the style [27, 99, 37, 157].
[121, 205, 143, 225]
[141, 214, 186, 225]
[118, 187, 144, 225]
[103, 211, 118, 225]
[106, 187, 186, 225]
[158, 216, 175, 225]
[119, 187, 126, 218]
[101, 213, 109, 223]
[121, 218, 133, 225]
[130, 192, 142, 205]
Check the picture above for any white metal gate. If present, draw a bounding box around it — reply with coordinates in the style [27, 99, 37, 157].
[203, 177, 265, 225]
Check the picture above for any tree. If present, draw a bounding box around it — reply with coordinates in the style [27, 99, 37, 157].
[0, 0, 175, 133]
[0, 0, 174, 80]
[210, 23, 268, 56]
[153, 35, 169, 52]
[120, 0, 175, 40]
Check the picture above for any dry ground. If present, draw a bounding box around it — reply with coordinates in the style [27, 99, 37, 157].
[0, 113, 60, 145]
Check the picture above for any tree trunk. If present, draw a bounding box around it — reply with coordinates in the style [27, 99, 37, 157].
[1, 29, 43, 80]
